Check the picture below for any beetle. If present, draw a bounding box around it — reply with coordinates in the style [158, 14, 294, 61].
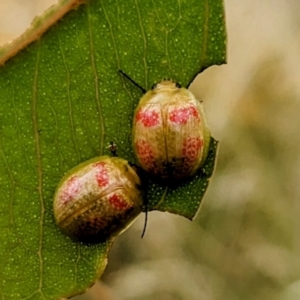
[119, 70, 211, 183]
[53, 156, 144, 243]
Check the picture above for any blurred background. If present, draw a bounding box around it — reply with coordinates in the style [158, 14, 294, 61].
[1, 0, 300, 299]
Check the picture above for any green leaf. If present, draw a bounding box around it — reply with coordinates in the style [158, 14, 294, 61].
[0, 0, 226, 299]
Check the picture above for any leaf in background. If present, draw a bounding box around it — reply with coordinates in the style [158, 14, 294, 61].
[0, 0, 226, 299]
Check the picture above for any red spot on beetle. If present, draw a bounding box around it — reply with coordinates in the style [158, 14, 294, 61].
[135, 139, 157, 172]
[93, 162, 109, 187]
[109, 193, 129, 210]
[182, 137, 203, 167]
[60, 176, 81, 204]
[169, 105, 199, 125]
[136, 108, 160, 127]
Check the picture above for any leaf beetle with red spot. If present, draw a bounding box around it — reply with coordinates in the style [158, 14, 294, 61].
[131, 79, 211, 183]
[53, 156, 144, 243]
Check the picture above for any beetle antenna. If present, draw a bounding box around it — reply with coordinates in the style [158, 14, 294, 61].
[141, 202, 148, 238]
[119, 70, 146, 93]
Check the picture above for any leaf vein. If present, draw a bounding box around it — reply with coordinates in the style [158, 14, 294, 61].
[59, 37, 81, 162]
[33, 45, 46, 299]
[200, 0, 209, 69]
[87, 5, 105, 155]
[135, 0, 148, 89]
